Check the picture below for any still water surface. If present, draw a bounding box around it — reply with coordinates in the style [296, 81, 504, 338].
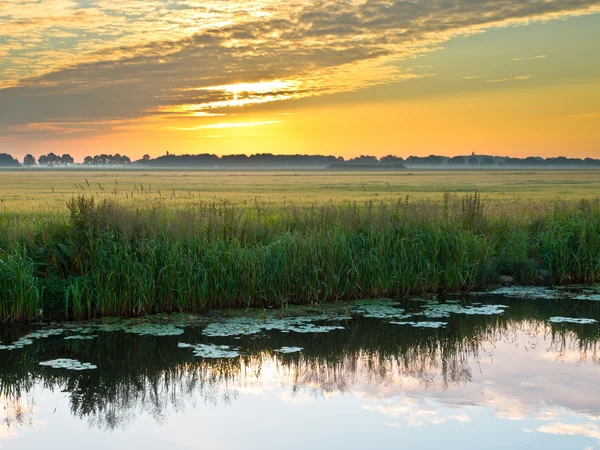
[1, 294, 600, 449]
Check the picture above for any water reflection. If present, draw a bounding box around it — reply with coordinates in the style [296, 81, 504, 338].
[1, 296, 600, 449]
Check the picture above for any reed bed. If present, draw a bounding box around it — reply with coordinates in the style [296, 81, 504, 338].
[1, 193, 600, 323]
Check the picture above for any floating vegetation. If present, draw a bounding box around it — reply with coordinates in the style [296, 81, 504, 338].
[350, 300, 413, 320]
[178, 343, 240, 358]
[124, 324, 185, 337]
[84, 322, 186, 336]
[64, 335, 98, 340]
[489, 285, 600, 302]
[0, 328, 65, 350]
[419, 302, 508, 318]
[202, 315, 344, 337]
[487, 286, 562, 300]
[328, 316, 353, 322]
[39, 359, 97, 370]
[573, 294, 600, 301]
[276, 347, 303, 354]
[549, 317, 598, 325]
[390, 321, 447, 329]
[68, 327, 96, 334]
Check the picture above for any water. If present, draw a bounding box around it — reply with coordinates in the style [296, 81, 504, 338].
[2, 294, 600, 449]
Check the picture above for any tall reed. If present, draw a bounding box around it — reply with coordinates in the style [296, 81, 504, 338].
[1, 194, 600, 322]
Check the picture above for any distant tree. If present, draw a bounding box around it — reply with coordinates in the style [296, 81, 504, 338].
[47, 152, 60, 165]
[449, 156, 465, 166]
[479, 156, 495, 166]
[83, 156, 93, 165]
[142, 154, 150, 161]
[468, 156, 479, 166]
[23, 154, 37, 166]
[120, 155, 131, 165]
[0, 153, 20, 167]
[380, 155, 404, 164]
[38, 153, 60, 166]
[60, 154, 74, 166]
[349, 155, 378, 163]
[426, 155, 443, 167]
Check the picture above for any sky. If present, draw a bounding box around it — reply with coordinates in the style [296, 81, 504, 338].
[0, 0, 599, 161]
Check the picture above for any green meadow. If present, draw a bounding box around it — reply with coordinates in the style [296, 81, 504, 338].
[2, 169, 600, 213]
[1, 169, 600, 323]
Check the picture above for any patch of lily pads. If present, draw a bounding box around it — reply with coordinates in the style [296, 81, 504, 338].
[349, 300, 413, 320]
[276, 346, 303, 354]
[486, 286, 562, 300]
[488, 285, 600, 302]
[420, 302, 508, 319]
[70, 322, 186, 337]
[201, 315, 344, 337]
[390, 321, 448, 329]
[549, 317, 598, 325]
[39, 359, 97, 370]
[64, 335, 98, 340]
[178, 343, 240, 358]
[0, 328, 65, 351]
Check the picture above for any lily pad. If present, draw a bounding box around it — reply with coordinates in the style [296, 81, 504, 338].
[487, 286, 561, 300]
[420, 303, 508, 318]
[202, 315, 344, 337]
[0, 328, 65, 351]
[178, 343, 240, 358]
[276, 346, 303, 354]
[39, 359, 97, 370]
[549, 317, 597, 325]
[350, 300, 412, 320]
[64, 335, 98, 340]
[390, 321, 447, 329]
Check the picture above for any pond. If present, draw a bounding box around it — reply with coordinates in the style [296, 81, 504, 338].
[2, 291, 600, 449]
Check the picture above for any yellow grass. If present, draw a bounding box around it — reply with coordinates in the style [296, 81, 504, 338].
[1, 169, 599, 213]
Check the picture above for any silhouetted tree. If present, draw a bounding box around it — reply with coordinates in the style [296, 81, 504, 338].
[426, 155, 443, 167]
[60, 154, 74, 166]
[0, 153, 20, 167]
[380, 155, 404, 164]
[468, 156, 479, 166]
[480, 156, 495, 166]
[449, 156, 465, 166]
[349, 155, 378, 163]
[38, 153, 60, 166]
[83, 156, 93, 165]
[142, 154, 150, 161]
[23, 154, 37, 166]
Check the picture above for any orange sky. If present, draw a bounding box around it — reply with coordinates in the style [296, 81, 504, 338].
[1, 1, 599, 161]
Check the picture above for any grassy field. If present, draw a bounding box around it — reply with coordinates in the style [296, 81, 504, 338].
[1, 169, 600, 213]
[1, 169, 600, 323]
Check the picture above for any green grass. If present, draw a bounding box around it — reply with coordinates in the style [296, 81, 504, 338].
[1, 190, 600, 323]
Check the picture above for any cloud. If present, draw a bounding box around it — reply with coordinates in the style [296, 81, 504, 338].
[511, 55, 548, 61]
[169, 121, 283, 131]
[565, 112, 600, 120]
[487, 74, 535, 83]
[1, 0, 598, 136]
[533, 423, 600, 441]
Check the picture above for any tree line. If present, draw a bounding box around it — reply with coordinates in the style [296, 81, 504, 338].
[19, 153, 132, 166]
[2, 151, 600, 168]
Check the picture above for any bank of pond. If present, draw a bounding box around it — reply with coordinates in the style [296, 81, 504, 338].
[1, 194, 600, 323]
